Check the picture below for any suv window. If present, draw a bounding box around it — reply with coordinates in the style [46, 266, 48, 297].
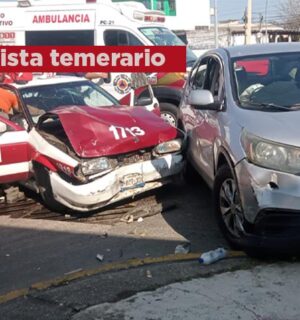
[204, 58, 223, 101]
[104, 30, 143, 46]
[190, 58, 208, 90]
[190, 56, 223, 101]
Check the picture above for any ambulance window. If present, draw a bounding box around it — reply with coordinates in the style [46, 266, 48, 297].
[104, 30, 143, 46]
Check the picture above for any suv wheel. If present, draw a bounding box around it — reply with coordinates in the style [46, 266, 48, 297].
[160, 103, 178, 127]
[213, 165, 246, 248]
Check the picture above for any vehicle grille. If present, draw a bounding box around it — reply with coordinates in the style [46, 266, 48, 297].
[117, 151, 152, 166]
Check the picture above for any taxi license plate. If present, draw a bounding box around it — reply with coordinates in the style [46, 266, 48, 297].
[120, 173, 144, 190]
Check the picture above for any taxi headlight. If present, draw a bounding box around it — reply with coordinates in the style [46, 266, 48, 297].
[81, 157, 111, 176]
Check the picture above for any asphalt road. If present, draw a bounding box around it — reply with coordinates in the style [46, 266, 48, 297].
[0, 178, 227, 296]
[1, 178, 300, 320]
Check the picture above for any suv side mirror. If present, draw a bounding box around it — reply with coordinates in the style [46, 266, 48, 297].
[0, 122, 7, 133]
[188, 89, 220, 110]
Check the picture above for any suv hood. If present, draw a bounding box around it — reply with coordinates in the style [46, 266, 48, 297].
[236, 108, 300, 147]
[49, 105, 178, 158]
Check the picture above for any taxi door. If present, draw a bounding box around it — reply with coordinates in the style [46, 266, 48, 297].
[0, 116, 31, 184]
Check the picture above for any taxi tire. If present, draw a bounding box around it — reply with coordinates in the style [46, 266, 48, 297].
[34, 163, 67, 213]
[160, 103, 178, 127]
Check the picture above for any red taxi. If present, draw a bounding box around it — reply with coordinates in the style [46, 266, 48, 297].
[0, 75, 185, 212]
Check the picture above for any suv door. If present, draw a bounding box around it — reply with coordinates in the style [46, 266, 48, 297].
[198, 57, 224, 182]
[0, 116, 31, 184]
[183, 55, 224, 185]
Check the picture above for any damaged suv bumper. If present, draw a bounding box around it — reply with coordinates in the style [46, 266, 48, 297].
[50, 153, 184, 211]
[234, 159, 300, 251]
[236, 159, 300, 225]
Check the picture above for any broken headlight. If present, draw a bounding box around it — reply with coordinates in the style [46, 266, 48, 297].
[154, 139, 182, 155]
[81, 157, 112, 176]
[241, 131, 300, 174]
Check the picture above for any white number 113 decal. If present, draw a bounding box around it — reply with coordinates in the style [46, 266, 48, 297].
[109, 125, 145, 140]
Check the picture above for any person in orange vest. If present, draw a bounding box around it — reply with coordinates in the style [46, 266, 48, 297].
[0, 73, 19, 115]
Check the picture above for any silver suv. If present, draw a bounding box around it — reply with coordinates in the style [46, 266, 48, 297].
[179, 43, 300, 250]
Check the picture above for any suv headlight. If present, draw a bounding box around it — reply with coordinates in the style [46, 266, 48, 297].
[81, 157, 111, 176]
[154, 139, 182, 155]
[241, 131, 300, 174]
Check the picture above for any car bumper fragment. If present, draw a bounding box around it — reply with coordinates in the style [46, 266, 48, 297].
[50, 154, 184, 212]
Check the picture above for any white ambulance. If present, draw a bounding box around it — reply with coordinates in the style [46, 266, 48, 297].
[0, 0, 197, 126]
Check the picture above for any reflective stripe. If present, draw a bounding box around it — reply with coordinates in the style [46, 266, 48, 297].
[0, 131, 28, 144]
[0, 162, 29, 176]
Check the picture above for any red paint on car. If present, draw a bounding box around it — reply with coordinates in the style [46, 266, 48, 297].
[52, 105, 178, 158]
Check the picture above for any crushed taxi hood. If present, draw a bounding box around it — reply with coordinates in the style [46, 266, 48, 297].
[47, 105, 178, 158]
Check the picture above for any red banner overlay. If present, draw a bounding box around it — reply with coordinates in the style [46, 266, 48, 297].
[0, 46, 186, 72]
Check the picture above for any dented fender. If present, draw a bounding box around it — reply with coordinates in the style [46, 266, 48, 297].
[235, 159, 300, 224]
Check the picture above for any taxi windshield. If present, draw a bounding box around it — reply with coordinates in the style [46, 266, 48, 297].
[19, 80, 119, 123]
[139, 26, 197, 67]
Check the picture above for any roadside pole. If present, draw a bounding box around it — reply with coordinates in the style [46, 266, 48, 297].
[214, 0, 218, 48]
[245, 0, 252, 44]
[264, 0, 269, 43]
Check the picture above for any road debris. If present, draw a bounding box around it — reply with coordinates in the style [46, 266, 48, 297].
[198, 248, 228, 265]
[100, 232, 108, 239]
[64, 268, 83, 275]
[174, 242, 191, 254]
[4, 187, 25, 204]
[121, 214, 134, 223]
[0, 191, 177, 225]
[146, 270, 152, 278]
[96, 254, 104, 262]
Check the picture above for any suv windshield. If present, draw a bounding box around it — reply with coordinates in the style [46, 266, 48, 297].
[139, 27, 197, 67]
[19, 80, 119, 123]
[232, 52, 300, 111]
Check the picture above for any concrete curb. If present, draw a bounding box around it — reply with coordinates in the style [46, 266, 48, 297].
[0, 250, 246, 304]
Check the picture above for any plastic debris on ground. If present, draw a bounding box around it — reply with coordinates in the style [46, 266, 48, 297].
[146, 270, 152, 278]
[96, 254, 104, 262]
[198, 248, 227, 265]
[174, 242, 191, 254]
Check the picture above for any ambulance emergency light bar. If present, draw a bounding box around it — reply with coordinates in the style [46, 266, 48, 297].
[17, 0, 31, 7]
[133, 10, 165, 23]
[115, 1, 165, 23]
[17, 0, 96, 6]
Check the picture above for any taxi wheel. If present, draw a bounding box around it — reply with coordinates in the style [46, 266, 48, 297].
[34, 163, 67, 213]
[160, 103, 178, 127]
[213, 165, 246, 249]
